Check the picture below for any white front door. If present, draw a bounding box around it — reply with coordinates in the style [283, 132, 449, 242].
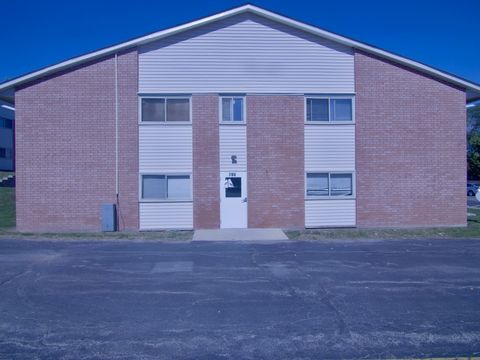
[220, 171, 247, 228]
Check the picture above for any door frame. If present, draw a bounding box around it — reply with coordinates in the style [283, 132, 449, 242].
[220, 171, 248, 228]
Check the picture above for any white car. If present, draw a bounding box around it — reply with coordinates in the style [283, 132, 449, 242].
[467, 183, 479, 196]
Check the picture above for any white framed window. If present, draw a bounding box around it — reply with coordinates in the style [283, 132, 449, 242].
[140, 96, 191, 123]
[140, 174, 191, 201]
[305, 96, 354, 123]
[306, 172, 354, 198]
[306, 173, 329, 196]
[220, 96, 245, 123]
[0, 118, 13, 129]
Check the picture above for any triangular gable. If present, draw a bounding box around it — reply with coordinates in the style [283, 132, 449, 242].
[0, 4, 479, 100]
[138, 12, 354, 94]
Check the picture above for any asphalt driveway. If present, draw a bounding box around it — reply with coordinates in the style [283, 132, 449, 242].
[0, 238, 479, 359]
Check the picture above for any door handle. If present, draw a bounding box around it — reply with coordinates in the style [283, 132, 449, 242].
[242, 197, 248, 203]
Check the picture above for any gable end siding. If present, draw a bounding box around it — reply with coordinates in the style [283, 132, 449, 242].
[138, 13, 354, 94]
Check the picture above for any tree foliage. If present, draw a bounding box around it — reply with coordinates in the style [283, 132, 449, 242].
[467, 106, 480, 179]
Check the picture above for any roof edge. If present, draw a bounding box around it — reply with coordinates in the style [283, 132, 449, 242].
[1, 4, 479, 99]
[0, 4, 253, 91]
[246, 5, 480, 97]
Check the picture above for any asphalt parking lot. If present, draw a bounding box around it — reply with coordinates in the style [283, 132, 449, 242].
[1, 238, 480, 359]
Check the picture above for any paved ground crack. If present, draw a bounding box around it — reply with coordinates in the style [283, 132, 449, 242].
[0, 270, 30, 288]
[319, 287, 349, 335]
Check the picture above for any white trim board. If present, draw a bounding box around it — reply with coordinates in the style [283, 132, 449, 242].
[1, 4, 479, 100]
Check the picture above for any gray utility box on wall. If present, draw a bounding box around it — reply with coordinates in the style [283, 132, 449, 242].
[101, 204, 117, 232]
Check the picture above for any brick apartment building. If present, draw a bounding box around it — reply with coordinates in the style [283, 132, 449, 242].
[0, 5, 479, 232]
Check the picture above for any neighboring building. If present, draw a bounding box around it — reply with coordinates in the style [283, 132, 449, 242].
[0, 5, 479, 232]
[0, 99, 14, 171]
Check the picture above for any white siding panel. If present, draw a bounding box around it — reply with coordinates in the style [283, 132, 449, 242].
[139, 13, 354, 93]
[305, 125, 355, 171]
[139, 125, 192, 173]
[305, 200, 356, 227]
[219, 125, 247, 172]
[140, 202, 193, 230]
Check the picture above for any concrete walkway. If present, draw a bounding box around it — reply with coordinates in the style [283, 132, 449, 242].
[193, 228, 288, 241]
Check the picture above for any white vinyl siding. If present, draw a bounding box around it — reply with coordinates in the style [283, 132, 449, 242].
[305, 125, 355, 172]
[304, 105, 356, 226]
[138, 13, 354, 94]
[140, 202, 193, 230]
[139, 125, 192, 173]
[305, 200, 356, 228]
[219, 125, 247, 172]
[139, 117, 193, 229]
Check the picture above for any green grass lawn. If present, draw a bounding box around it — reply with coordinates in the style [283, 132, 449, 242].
[1, 186, 480, 241]
[0, 188, 191, 240]
[0, 187, 15, 230]
[0, 187, 193, 241]
[287, 208, 480, 240]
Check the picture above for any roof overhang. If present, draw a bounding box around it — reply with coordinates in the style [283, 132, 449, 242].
[1, 4, 479, 101]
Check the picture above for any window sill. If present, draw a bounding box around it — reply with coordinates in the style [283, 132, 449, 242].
[139, 200, 193, 203]
[304, 121, 355, 125]
[139, 122, 192, 125]
[219, 122, 246, 125]
[305, 197, 356, 201]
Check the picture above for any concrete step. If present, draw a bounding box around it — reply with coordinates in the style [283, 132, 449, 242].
[193, 228, 289, 241]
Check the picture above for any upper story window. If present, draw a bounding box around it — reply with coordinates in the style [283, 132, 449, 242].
[221, 97, 245, 123]
[0, 118, 13, 129]
[141, 97, 190, 122]
[305, 97, 354, 122]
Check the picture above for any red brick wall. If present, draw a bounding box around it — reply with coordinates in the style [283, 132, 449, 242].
[117, 50, 139, 230]
[15, 51, 139, 232]
[14, 47, 467, 232]
[355, 50, 467, 227]
[192, 94, 220, 228]
[247, 95, 305, 228]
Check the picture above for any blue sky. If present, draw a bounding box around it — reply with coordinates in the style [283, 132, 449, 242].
[0, 0, 478, 84]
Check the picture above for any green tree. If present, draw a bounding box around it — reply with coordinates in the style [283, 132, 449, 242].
[467, 106, 480, 179]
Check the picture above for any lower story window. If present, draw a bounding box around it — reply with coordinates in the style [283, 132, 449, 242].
[306, 172, 353, 197]
[141, 174, 191, 200]
[0, 148, 12, 159]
